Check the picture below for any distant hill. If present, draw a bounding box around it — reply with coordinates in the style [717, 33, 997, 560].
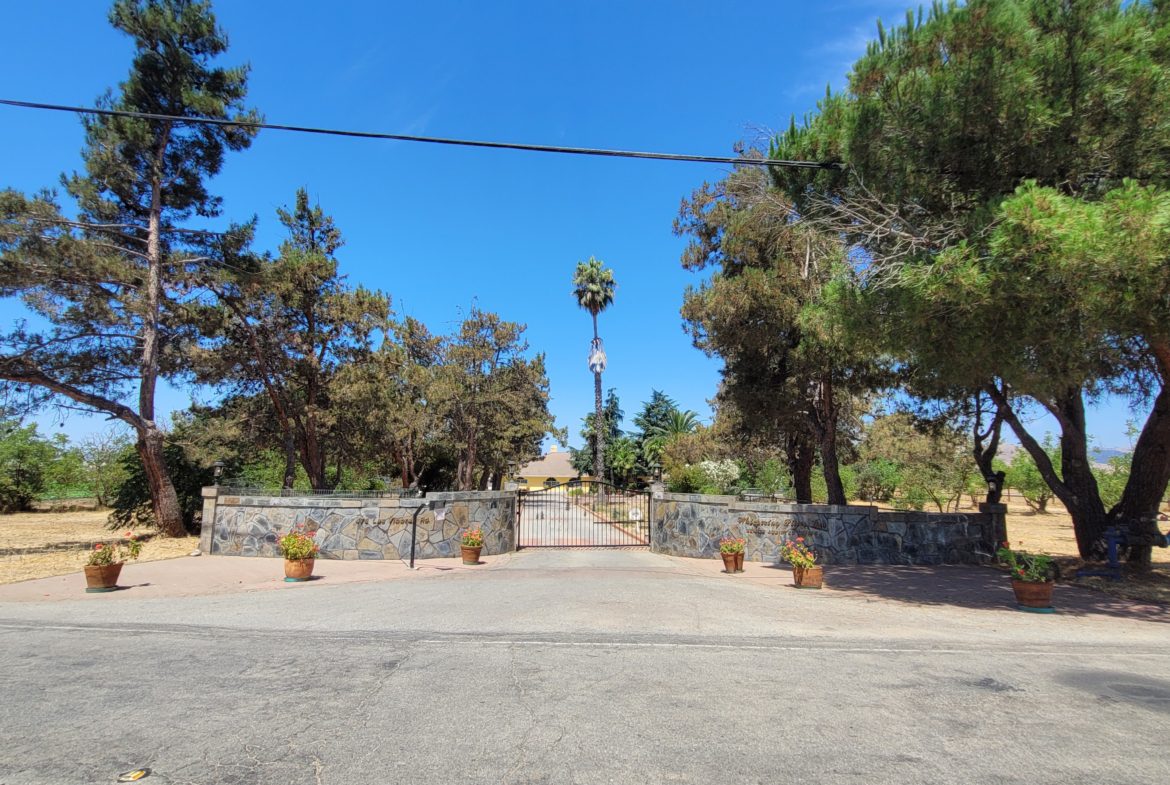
[994, 442, 1130, 469]
[1089, 447, 1130, 464]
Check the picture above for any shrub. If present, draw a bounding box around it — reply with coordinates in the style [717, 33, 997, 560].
[1005, 444, 1057, 512]
[0, 420, 55, 512]
[754, 458, 791, 497]
[108, 442, 228, 533]
[666, 464, 706, 493]
[851, 459, 901, 502]
[698, 459, 740, 494]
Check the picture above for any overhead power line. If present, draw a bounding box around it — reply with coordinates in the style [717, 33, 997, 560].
[0, 98, 844, 171]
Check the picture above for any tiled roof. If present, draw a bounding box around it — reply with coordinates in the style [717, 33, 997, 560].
[517, 450, 577, 478]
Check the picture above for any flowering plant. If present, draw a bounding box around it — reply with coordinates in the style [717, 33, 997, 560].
[86, 532, 143, 567]
[278, 527, 319, 560]
[719, 537, 745, 554]
[698, 459, 741, 493]
[461, 528, 484, 548]
[996, 542, 1054, 583]
[780, 537, 816, 569]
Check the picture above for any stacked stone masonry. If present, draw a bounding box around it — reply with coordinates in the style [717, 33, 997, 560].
[651, 493, 1006, 566]
[200, 489, 516, 560]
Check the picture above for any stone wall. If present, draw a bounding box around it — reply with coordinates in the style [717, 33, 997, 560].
[651, 492, 1005, 566]
[199, 488, 517, 560]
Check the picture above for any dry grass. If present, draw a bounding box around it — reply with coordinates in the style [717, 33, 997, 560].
[0, 509, 198, 586]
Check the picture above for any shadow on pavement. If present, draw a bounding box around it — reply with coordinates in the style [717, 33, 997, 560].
[797, 564, 1170, 623]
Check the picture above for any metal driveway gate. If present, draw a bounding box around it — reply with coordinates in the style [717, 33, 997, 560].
[517, 480, 650, 548]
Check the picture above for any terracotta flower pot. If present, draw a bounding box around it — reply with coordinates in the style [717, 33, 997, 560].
[734, 551, 745, 572]
[84, 562, 123, 593]
[284, 558, 314, 582]
[721, 552, 738, 573]
[461, 545, 483, 565]
[1011, 579, 1054, 609]
[795, 565, 823, 589]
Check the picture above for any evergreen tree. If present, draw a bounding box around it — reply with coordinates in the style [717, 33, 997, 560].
[0, 0, 258, 535]
[677, 166, 887, 504]
[199, 189, 390, 489]
[572, 390, 623, 477]
[771, 0, 1170, 560]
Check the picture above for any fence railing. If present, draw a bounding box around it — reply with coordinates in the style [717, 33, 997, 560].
[215, 481, 422, 500]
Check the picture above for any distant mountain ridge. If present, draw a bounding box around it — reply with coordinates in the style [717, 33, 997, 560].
[995, 442, 1130, 469]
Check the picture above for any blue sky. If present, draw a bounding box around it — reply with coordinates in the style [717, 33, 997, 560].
[0, 0, 1140, 451]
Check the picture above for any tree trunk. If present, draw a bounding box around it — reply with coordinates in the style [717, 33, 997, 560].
[1054, 391, 1109, 558]
[811, 375, 847, 505]
[591, 311, 605, 484]
[1111, 342, 1170, 566]
[301, 423, 328, 490]
[457, 429, 478, 491]
[136, 424, 185, 537]
[593, 370, 604, 481]
[986, 383, 1107, 558]
[972, 389, 1006, 505]
[282, 431, 297, 489]
[787, 433, 814, 504]
[136, 122, 184, 538]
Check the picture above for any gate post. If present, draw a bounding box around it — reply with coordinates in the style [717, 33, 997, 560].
[649, 481, 665, 551]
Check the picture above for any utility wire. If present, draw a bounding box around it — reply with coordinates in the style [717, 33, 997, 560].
[0, 98, 844, 171]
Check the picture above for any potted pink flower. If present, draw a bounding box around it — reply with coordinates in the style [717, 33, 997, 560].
[83, 532, 142, 593]
[719, 537, 745, 573]
[781, 536, 822, 588]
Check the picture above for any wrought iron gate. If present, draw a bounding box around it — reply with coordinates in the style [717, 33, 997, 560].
[517, 480, 650, 548]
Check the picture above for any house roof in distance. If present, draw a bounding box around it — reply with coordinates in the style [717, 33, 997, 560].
[517, 445, 576, 478]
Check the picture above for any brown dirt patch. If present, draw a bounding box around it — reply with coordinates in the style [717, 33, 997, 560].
[0, 509, 198, 585]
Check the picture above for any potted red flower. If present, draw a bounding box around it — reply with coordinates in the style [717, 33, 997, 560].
[278, 527, 320, 582]
[84, 532, 142, 593]
[781, 537, 822, 588]
[997, 542, 1055, 611]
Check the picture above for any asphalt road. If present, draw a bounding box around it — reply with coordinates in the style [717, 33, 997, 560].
[2, 550, 1169, 785]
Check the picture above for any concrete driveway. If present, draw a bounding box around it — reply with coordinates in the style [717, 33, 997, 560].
[1, 549, 1168, 784]
[517, 488, 647, 546]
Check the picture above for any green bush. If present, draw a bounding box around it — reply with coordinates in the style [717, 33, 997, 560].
[0, 420, 55, 512]
[754, 458, 791, 497]
[108, 443, 232, 533]
[1093, 455, 1131, 511]
[851, 459, 901, 502]
[1005, 442, 1058, 512]
[666, 464, 706, 493]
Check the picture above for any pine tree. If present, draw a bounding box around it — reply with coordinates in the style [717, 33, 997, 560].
[0, 0, 258, 535]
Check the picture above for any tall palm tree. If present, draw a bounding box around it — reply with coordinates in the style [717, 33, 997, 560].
[572, 257, 616, 483]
